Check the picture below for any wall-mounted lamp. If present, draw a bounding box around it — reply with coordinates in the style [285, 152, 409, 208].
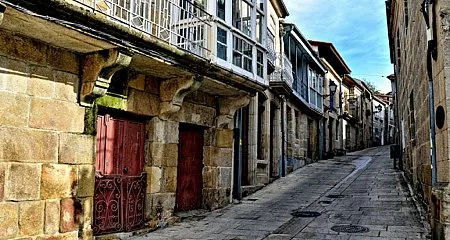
[323, 81, 337, 98]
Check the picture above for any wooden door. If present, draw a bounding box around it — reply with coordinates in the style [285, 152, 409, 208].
[93, 114, 146, 235]
[176, 125, 204, 212]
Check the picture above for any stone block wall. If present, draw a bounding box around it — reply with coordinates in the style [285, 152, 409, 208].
[0, 30, 239, 239]
[0, 32, 94, 240]
[389, 0, 450, 238]
[285, 101, 309, 171]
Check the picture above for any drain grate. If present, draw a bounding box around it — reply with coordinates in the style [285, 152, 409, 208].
[326, 194, 346, 199]
[291, 210, 321, 218]
[319, 200, 332, 204]
[331, 225, 369, 233]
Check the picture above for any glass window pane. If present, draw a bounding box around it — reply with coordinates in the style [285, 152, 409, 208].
[217, 27, 227, 43]
[232, 0, 241, 29]
[244, 57, 252, 72]
[242, 1, 252, 37]
[257, 50, 263, 63]
[217, 0, 225, 20]
[256, 13, 262, 43]
[256, 0, 264, 10]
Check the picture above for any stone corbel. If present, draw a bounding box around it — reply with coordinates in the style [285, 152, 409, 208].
[0, 3, 6, 26]
[159, 75, 202, 120]
[216, 95, 251, 129]
[80, 49, 132, 106]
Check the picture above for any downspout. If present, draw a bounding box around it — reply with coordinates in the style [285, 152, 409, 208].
[280, 95, 286, 177]
[422, 0, 437, 186]
[233, 108, 243, 200]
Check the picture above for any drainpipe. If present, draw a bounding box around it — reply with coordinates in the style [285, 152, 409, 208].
[280, 95, 286, 177]
[422, 0, 437, 186]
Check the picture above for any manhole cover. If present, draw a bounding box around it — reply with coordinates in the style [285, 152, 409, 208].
[331, 225, 369, 233]
[326, 194, 346, 199]
[291, 211, 321, 218]
[319, 200, 332, 204]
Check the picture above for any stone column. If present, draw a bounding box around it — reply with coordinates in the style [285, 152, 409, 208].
[202, 127, 233, 210]
[247, 95, 258, 185]
[145, 118, 179, 224]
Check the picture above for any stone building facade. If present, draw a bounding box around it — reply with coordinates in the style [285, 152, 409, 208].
[0, 0, 279, 239]
[236, 0, 289, 196]
[372, 96, 387, 146]
[309, 41, 351, 158]
[386, 0, 450, 238]
[282, 23, 326, 171]
[342, 75, 363, 152]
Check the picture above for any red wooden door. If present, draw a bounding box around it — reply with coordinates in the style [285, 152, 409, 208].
[94, 115, 146, 235]
[176, 125, 204, 212]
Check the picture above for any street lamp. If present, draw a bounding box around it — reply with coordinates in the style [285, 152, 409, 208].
[323, 81, 337, 98]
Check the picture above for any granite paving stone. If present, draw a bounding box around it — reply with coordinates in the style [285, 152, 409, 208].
[128, 146, 430, 240]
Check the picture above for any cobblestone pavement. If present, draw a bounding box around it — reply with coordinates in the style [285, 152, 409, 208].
[129, 146, 430, 240]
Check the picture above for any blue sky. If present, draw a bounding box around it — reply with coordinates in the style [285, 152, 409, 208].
[284, 0, 393, 93]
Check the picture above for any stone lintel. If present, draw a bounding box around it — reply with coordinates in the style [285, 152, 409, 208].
[159, 75, 202, 120]
[80, 49, 132, 106]
[216, 95, 251, 129]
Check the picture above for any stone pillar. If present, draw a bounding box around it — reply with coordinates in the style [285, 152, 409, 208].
[145, 118, 178, 224]
[247, 95, 258, 185]
[203, 127, 233, 210]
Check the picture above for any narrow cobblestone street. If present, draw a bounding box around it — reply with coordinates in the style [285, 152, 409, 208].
[129, 146, 430, 240]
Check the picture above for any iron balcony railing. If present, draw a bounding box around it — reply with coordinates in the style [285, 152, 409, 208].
[73, 0, 212, 58]
[266, 32, 276, 67]
[269, 53, 293, 89]
[281, 54, 294, 87]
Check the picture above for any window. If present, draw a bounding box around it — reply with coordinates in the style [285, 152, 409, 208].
[256, 12, 262, 43]
[217, 0, 225, 20]
[256, 0, 264, 10]
[233, 36, 253, 72]
[232, 0, 252, 37]
[257, 49, 264, 77]
[217, 27, 227, 60]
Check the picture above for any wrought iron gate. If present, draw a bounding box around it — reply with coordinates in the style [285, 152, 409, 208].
[93, 172, 147, 235]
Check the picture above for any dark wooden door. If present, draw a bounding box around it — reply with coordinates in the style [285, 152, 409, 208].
[93, 114, 146, 235]
[176, 125, 204, 212]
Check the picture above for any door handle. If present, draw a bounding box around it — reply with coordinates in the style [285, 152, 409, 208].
[123, 167, 128, 173]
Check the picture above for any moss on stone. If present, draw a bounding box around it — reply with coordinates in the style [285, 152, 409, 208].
[84, 103, 98, 136]
[96, 94, 127, 110]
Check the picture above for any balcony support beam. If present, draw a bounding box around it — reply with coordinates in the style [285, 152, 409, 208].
[80, 49, 133, 106]
[159, 75, 202, 120]
[216, 95, 251, 129]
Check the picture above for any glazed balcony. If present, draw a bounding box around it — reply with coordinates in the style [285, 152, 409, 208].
[269, 54, 293, 95]
[72, 0, 212, 58]
[266, 32, 276, 70]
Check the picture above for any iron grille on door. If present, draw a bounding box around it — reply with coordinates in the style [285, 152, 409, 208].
[93, 115, 147, 235]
